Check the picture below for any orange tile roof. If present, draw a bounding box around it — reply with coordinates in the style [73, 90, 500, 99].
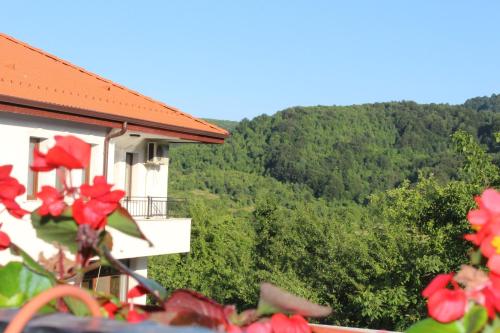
[0, 33, 228, 141]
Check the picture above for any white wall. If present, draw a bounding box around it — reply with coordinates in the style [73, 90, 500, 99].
[113, 136, 169, 198]
[0, 111, 189, 271]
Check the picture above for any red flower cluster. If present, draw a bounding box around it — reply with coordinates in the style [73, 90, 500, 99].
[466, 189, 500, 274]
[422, 273, 466, 322]
[228, 314, 310, 333]
[31, 136, 124, 230]
[31, 135, 91, 171]
[0, 224, 11, 251]
[73, 176, 124, 229]
[37, 186, 65, 216]
[0, 165, 28, 218]
[423, 189, 500, 322]
[101, 286, 149, 323]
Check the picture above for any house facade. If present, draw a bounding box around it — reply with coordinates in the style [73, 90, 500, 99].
[0, 33, 228, 302]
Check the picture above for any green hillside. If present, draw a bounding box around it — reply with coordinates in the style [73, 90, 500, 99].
[150, 94, 500, 331]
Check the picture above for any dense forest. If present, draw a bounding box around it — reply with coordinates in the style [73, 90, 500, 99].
[149, 94, 500, 331]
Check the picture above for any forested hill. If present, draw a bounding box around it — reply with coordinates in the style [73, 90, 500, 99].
[150, 94, 500, 330]
[173, 95, 500, 203]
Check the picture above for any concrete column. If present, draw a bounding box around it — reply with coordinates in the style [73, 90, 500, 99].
[127, 257, 148, 305]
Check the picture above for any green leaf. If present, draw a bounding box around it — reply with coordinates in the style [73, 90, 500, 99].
[406, 318, 463, 333]
[98, 246, 167, 302]
[0, 293, 24, 307]
[0, 262, 54, 309]
[10, 243, 57, 282]
[107, 205, 152, 245]
[482, 316, 500, 333]
[63, 297, 92, 316]
[463, 305, 488, 333]
[31, 208, 79, 253]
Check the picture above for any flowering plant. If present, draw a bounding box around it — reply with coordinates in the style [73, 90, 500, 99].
[407, 189, 500, 333]
[0, 135, 331, 332]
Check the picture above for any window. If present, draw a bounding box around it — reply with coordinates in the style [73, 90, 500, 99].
[124, 153, 133, 197]
[27, 138, 40, 199]
[81, 153, 91, 185]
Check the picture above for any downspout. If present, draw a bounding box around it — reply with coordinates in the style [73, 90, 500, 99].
[103, 122, 128, 179]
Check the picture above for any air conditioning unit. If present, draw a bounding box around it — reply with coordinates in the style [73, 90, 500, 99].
[145, 142, 169, 165]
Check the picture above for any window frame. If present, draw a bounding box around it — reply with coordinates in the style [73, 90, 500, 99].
[27, 138, 40, 200]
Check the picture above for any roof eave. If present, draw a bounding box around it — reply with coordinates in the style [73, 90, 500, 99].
[0, 94, 227, 144]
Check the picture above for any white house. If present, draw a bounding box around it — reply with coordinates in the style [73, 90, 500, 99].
[0, 33, 228, 302]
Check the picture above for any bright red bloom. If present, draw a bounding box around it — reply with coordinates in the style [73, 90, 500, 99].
[427, 288, 466, 323]
[31, 149, 54, 172]
[102, 301, 120, 319]
[37, 186, 66, 216]
[126, 309, 147, 323]
[80, 176, 125, 215]
[0, 165, 28, 218]
[127, 285, 148, 299]
[246, 321, 272, 333]
[0, 230, 10, 250]
[72, 198, 107, 230]
[270, 314, 311, 333]
[31, 135, 91, 171]
[72, 176, 125, 230]
[422, 273, 467, 323]
[422, 273, 454, 298]
[488, 255, 500, 275]
[227, 325, 243, 333]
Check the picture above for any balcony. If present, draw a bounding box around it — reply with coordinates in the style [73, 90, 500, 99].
[121, 197, 188, 219]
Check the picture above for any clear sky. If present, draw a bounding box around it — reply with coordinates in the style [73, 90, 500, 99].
[2, 1, 499, 121]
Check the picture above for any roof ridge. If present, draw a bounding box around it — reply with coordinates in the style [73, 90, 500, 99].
[0, 33, 228, 135]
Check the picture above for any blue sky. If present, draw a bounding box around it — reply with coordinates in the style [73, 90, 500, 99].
[2, 1, 500, 121]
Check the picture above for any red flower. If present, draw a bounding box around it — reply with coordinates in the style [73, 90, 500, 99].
[37, 186, 66, 216]
[80, 176, 125, 215]
[126, 309, 147, 323]
[31, 135, 91, 171]
[102, 301, 120, 319]
[227, 325, 243, 333]
[127, 285, 148, 299]
[270, 314, 311, 333]
[246, 321, 272, 333]
[422, 273, 454, 298]
[0, 230, 10, 250]
[72, 176, 125, 230]
[422, 273, 466, 323]
[0, 165, 28, 218]
[427, 288, 467, 323]
[72, 198, 107, 230]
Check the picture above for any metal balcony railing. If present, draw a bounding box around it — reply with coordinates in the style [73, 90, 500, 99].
[121, 197, 188, 219]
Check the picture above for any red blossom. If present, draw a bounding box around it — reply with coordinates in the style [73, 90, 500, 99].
[127, 285, 148, 299]
[72, 198, 107, 230]
[246, 321, 272, 333]
[422, 273, 466, 323]
[126, 309, 147, 323]
[0, 165, 28, 218]
[102, 301, 120, 319]
[71, 176, 125, 230]
[80, 176, 125, 215]
[37, 186, 66, 216]
[227, 325, 243, 333]
[427, 288, 467, 323]
[0, 230, 10, 251]
[270, 314, 311, 333]
[422, 273, 454, 298]
[31, 135, 91, 171]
